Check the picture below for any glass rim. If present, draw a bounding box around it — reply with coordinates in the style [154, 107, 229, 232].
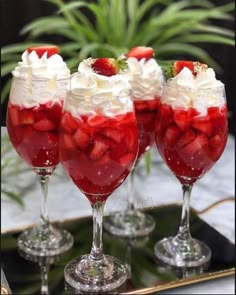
[11, 74, 70, 82]
[165, 80, 225, 91]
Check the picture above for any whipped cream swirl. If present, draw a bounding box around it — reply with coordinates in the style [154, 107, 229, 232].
[10, 50, 70, 108]
[64, 58, 133, 117]
[163, 67, 225, 115]
[126, 57, 165, 100]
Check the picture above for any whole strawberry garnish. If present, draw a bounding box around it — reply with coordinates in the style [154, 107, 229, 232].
[27, 45, 59, 58]
[125, 46, 154, 60]
[166, 60, 208, 78]
[91, 58, 127, 77]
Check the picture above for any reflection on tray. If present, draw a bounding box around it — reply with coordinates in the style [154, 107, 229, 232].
[1, 205, 235, 294]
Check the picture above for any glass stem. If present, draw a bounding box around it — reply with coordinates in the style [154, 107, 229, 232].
[90, 201, 105, 261]
[127, 169, 135, 211]
[177, 184, 193, 240]
[39, 174, 50, 227]
[39, 259, 49, 295]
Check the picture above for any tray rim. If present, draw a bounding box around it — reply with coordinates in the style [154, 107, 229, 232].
[1, 203, 235, 294]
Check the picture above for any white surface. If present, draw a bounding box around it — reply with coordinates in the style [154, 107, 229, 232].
[1, 127, 235, 294]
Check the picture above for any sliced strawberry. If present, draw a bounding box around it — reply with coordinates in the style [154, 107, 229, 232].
[125, 46, 154, 60]
[8, 106, 20, 126]
[27, 45, 59, 58]
[91, 57, 127, 77]
[182, 133, 208, 155]
[73, 129, 90, 150]
[173, 109, 191, 132]
[20, 109, 35, 125]
[90, 140, 109, 160]
[33, 119, 55, 131]
[63, 134, 77, 150]
[192, 117, 213, 137]
[118, 153, 135, 167]
[164, 124, 181, 147]
[103, 128, 123, 143]
[177, 128, 196, 148]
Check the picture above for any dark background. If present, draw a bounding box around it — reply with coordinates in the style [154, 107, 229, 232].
[1, 0, 235, 135]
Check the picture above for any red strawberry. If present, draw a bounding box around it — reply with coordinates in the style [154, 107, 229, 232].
[8, 106, 20, 126]
[73, 129, 90, 150]
[63, 134, 77, 150]
[27, 45, 59, 58]
[208, 134, 221, 148]
[177, 128, 196, 148]
[20, 109, 35, 125]
[103, 128, 123, 143]
[182, 133, 208, 155]
[118, 153, 135, 167]
[91, 58, 127, 77]
[61, 112, 82, 134]
[192, 117, 213, 137]
[172, 60, 208, 77]
[96, 152, 111, 165]
[90, 140, 109, 160]
[125, 46, 154, 60]
[164, 124, 181, 147]
[33, 119, 55, 131]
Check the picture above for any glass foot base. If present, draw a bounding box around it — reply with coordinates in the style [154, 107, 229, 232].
[17, 224, 74, 257]
[104, 210, 156, 238]
[154, 236, 211, 267]
[64, 254, 127, 293]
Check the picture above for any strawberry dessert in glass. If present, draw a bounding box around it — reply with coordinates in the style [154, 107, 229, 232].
[59, 57, 139, 292]
[154, 61, 228, 267]
[6, 45, 73, 256]
[104, 46, 165, 238]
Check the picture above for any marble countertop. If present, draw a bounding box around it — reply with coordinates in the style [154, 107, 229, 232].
[1, 127, 235, 294]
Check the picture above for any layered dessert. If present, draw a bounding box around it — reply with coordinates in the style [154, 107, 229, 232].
[59, 57, 139, 204]
[155, 61, 228, 184]
[125, 46, 165, 158]
[7, 45, 70, 168]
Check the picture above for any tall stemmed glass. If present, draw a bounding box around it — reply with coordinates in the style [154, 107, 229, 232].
[104, 97, 160, 237]
[154, 81, 228, 267]
[6, 76, 73, 256]
[59, 70, 139, 292]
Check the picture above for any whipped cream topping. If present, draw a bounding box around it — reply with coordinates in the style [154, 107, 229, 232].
[125, 57, 165, 100]
[10, 50, 70, 108]
[64, 58, 133, 117]
[163, 67, 225, 115]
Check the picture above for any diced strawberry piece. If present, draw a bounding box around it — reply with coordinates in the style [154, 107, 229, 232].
[61, 112, 81, 134]
[73, 129, 90, 150]
[125, 46, 154, 60]
[177, 128, 196, 147]
[123, 127, 138, 152]
[146, 98, 160, 111]
[47, 102, 62, 126]
[8, 106, 20, 126]
[96, 151, 111, 165]
[20, 109, 35, 125]
[90, 140, 109, 160]
[134, 100, 148, 112]
[103, 128, 123, 143]
[88, 115, 107, 127]
[118, 153, 135, 167]
[182, 134, 208, 155]
[164, 124, 181, 147]
[63, 134, 77, 150]
[33, 119, 55, 131]
[208, 134, 222, 148]
[173, 109, 191, 131]
[27, 45, 59, 58]
[192, 117, 213, 137]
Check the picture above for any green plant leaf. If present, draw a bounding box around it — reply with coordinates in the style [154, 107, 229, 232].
[175, 34, 234, 46]
[1, 189, 24, 208]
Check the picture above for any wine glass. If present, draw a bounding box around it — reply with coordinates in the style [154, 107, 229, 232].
[6, 75, 74, 256]
[104, 97, 160, 237]
[154, 81, 228, 267]
[59, 71, 139, 292]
